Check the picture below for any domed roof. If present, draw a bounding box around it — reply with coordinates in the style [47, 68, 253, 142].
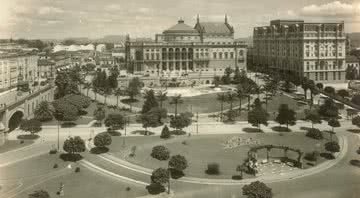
[163, 19, 198, 34]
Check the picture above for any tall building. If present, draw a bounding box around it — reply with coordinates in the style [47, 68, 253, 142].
[125, 15, 247, 86]
[0, 52, 38, 91]
[253, 20, 346, 82]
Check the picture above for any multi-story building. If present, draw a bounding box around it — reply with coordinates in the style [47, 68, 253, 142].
[125, 15, 247, 86]
[253, 20, 346, 82]
[0, 52, 38, 91]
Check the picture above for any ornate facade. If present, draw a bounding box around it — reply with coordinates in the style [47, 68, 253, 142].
[253, 20, 346, 82]
[125, 15, 247, 86]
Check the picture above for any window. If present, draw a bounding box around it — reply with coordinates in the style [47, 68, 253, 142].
[325, 72, 328, 80]
[239, 50, 244, 56]
[230, 52, 234, 59]
[315, 72, 318, 81]
[338, 72, 341, 80]
[213, 52, 217, 59]
[333, 72, 336, 80]
[320, 72, 324, 80]
[224, 52, 228, 59]
[219, 52, 223, 59]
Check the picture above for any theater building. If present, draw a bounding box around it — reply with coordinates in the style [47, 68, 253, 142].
[125, 15, 247, 86]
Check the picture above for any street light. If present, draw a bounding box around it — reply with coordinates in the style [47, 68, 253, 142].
[53, 111, 64, 151]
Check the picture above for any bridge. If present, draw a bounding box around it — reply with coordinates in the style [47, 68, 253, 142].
[0, 85, 55, 134]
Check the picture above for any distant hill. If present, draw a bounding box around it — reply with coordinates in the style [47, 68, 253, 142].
[348, 32, 360, 49]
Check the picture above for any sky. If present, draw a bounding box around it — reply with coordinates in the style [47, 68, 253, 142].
[0, 0, 359, 39]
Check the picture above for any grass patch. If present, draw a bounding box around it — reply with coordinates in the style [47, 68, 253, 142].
[0, 140, 34, 153]
[271, 126, 292, 132]
[17, 134, 39, 140]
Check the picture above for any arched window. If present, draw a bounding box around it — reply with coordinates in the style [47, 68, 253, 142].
[213, 52, 217, 59]
[219, 52, 223, 59]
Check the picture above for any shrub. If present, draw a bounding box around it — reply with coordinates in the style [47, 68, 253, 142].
[61, 122, 77, 128]
[28, 190, 50, 198]
[126, 187, 131, 191]
[205, 163, 220, 175]
[94, 132, 112, 148]
[182, 140, 188, 145]
[171, 130, 186, 135]
[75, 167, 81, 173]
[129, 146, 137, 157]
[20, 140, 24, 144]
[160, 125, 171, 139]
[306, 128, 323, 140]
[150, 145, 170, 161]
[49, 149, 57, 154]
[304, 151, 319, 161]
[325, 141, 340, 154]
[53, 163, 58, 169]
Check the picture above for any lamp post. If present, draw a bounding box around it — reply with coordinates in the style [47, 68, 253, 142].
[53, 111, 63, 151]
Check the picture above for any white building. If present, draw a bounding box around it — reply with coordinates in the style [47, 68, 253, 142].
[53, 44, 95, 52]
[96, 44, 106, 52]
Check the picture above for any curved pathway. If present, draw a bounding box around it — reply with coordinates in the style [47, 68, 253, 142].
[83, 133, 348, 186]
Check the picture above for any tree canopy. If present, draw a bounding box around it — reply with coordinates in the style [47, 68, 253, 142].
[104, 113, 126, 130]
[20, 119, 42, 135]
[275, 104, 296, 128]
[170, 112, 192, 130]
[63, 136, 86, 155]
[242, 181, 272, 198]
[94, 132, 112, 148]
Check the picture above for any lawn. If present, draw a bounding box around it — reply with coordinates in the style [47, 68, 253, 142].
[0, 154, 147, 198]
[0, 140, 34, 153]
[122, 93, 247, 114]
[109, 133, 333, 179]
[42, 101, 138, 126]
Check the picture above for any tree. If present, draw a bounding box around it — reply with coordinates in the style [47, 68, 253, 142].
[352, 116, 360, 127]
[20, 119, 42, 135]
[217, 93, 226, 121]
[151, 145, 170, 161]
[324, 86, 336, 95]
[62, 39, 76, 45]
[301, 78, 310, 100]
[103, 87, 112, 105]
[243, 81, 258, 111]
[168, 155, 188, 172]
[328, 118, 340, 141]
[114, 88, 122, 108]
[337, 89, 349, 98]
[82, 63, 96, 75]
[242, 181, 272, 198]
[93, 105, 106, 124]
[127, 77, 142, 100]
[105, 113, 126, 130]
[160, 125, 171, 139]
[94, 132, 112, 148]
[34, 101, 53, 122]
[170, 95, 183, 117]
[151, 168, 169, 186]
[142, 89, 159, 113]
[275, 104, 296, 129]
[170, 112, 192, 131]
[226, 92, 237, 112]
[325, 141, 340, 157]
[248, 100, 269, 130]
[52, 101, 79, 122]
[213, 76, 221, 87]
[305, 110, 322, 129]
[63, 136, 86, 155]
[236, 164, 247, 178]
[83, 82, 92, 97]
[235, 84, 245, 114]
[351, 95, 360, 106]
[233, 66, 242, 84]
[28, 190, 50, 198]
[156, 91, 168, 108]
[316, 83, 324, 90]
[221, 67, 233, 84]
[318, 98, 338, 118]
[140, 108, 167, 135]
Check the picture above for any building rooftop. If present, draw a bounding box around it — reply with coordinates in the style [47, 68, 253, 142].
[38, 59, 55, 66]
[197, 22, 233, 34]
[163, 19, 199, 34]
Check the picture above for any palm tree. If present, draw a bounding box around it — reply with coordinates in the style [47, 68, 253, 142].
[170, 94, 183, 117]
[156, 91, 168, 108]
[114, 88, 122, 108]
[235, 85, 244, 114]
[217, 93, 226, 121]
[103, 88, 112, 105]
[243, 82, 257, 111]
[226, 92, 237, 112]
[92, 87, 98, 100]
[83, 82, 92, 97]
